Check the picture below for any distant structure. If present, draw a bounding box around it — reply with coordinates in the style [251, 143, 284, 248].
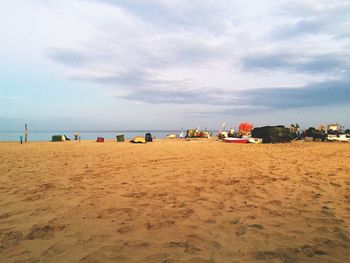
[24, 123, 28, 143]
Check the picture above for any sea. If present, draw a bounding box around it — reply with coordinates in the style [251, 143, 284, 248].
[0, 130, 216, 142]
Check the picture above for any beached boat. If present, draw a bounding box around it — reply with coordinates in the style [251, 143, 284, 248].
[327, 134, 350, 142]
[52, 135, 70, 142]
[218, 131, 228, 140]
[222, 138, 248, 144]
[131, 136, 146, 143]
[248, 138, 263, 144]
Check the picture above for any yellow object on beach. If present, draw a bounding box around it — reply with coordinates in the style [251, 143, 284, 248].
[132, 136, 146, 143]
[166, 134, 176, 139]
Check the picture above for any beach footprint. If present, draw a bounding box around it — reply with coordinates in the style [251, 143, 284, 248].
[144, 253, 172, 263]
[1, 230, 23, 249]
[42, 242, 69, 256]
[26, 224, 65, 240]
[181, 257, 215, 263]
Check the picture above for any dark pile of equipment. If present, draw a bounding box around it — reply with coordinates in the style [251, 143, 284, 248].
[252, 125, 296, 143]
[303, 127, 327, 142]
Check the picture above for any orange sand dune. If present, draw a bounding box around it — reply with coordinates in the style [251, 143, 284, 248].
[0, 140, 350, 262]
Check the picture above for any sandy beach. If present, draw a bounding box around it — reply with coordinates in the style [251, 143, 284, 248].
[0, 139, 350, 262]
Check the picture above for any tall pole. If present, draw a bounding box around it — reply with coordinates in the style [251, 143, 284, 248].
[25, 123, 28, 143]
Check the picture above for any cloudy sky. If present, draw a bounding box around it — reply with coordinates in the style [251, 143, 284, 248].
[1, 0, 349, 131]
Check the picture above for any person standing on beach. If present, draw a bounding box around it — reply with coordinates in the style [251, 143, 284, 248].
[24, 123, 28, 143]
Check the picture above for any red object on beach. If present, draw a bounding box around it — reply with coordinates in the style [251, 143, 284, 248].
[222, 138, 248, 144]
[239, 122, 253, 135]
[96, 137, 104, 142]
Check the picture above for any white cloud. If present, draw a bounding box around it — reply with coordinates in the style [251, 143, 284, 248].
[1, 0, 349, 128]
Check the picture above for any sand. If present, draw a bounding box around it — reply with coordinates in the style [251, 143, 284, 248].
[0, 139, 350, 263]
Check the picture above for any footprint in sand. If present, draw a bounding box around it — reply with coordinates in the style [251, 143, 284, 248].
[320, 206, 336, 217]
[97, 207, 134, 221]
[122, 192, 147, 198]
[145, 220, 175, 230]
[42, 242, 69, 256]
[203, 218, 216, 224]
[181, 257, 215, 263]
[23, 194, 46, 202]
[336, 231, 350, 243]
[117, 226, 132, 234]
[164, 241, 188, 249]
[30, 206, 53, 216]
[79, 251, 126, 263]
[255, 243, 328, 261]
[69, 175, 84, 182]
[144, 253, 171, 263]
[26, 224, 65, 240]
[0, 212, 10, 219]
[1, 231, 23, 249]
[266, 200, 283, 206]
[229, 217, 240, 224]
[86, 234, 111, 243]
[235, 225, 247, 236]
[164, 241, 201, 254]
[249, 224, 264, 230]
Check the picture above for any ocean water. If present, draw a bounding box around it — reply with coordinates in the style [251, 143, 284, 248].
[0, 130, 216, 142]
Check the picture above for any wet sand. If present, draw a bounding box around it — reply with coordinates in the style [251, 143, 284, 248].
[0, 139, 350, 262]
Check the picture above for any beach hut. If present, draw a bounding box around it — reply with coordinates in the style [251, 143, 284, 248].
[116, 134, 125, 142]
[96, 137, 104, 142]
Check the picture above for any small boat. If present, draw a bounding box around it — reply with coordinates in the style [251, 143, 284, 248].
[327, 134, 350, 142]
[248, 138, 263, 144]
[131, 136, 146, 143]
[222, 138, 248, 144]
[52, 135, 70, 142]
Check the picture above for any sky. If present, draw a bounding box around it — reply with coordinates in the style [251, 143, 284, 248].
[0, 0, 349, 131]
